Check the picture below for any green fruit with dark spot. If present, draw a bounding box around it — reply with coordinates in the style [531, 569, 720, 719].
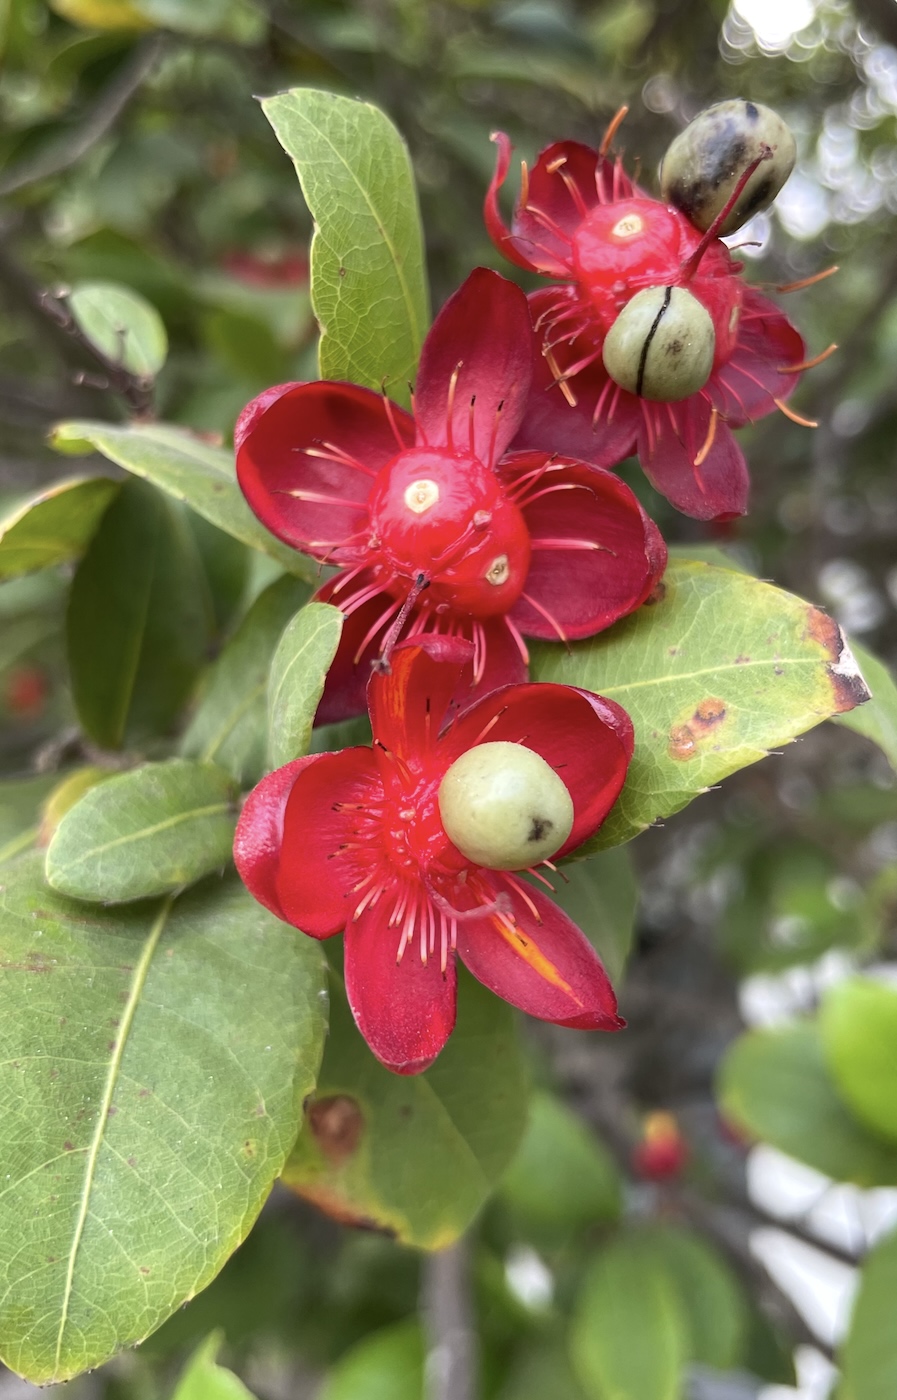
[660, 99, 796, 236]
[438, 741, 574, 871]
[602, 286, 715, 402]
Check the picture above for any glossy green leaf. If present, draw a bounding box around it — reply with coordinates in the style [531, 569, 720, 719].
[820, 978, 897, 1145]
[181, 576, 310, 785]
[834, 640, 897, 773]
[283, 964, 529, 1249]
[172, 1332, 256, 1400]
[840, 1228, 897, 1400]
[261, 88, 430, 406]
[267, 602, 344, 769]
[570, 1232, 688, 1400]
[46, 759, 238, 902]
[642, 1225, 747, 1371]
[319, 1321, 424, 1400]
[547, 846, 637, 982]
[0, 856, 326, 1383]
[718, 1023, 897, 1185]
[0, 477, 119, 581]
[68, 281, 167, 378]
[66, 479, 212, 748]
[50, 420, 314, 579]
[499, 1091, 620, 1239]
[529, 560, 870, 851]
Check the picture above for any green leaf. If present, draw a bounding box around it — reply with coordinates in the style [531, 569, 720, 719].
[46, 759, 238, 903]
[545, 846, 637, 982]
[50, 420, 315, 580]
[840, 1228, 897, 1400]
[820, 978, 897, 1145]
[181, 576, 311, 786]
[570, 1232, 688, 1400]
[68, 281, 168, 377]
[834, 641, 897, 773]
[267, 602, 344, 769]
[529, 560, 870, 850]
[641, 1225, 747, 1371]
[172, 1332, 256, 1400]
[498, 1340, 589, 1400]
[261, 88, 430, 406]
[0, 477, 119, 581]
[282, 964, 529, 1249]
[0, 856, 326, 1383]
[717, 1023, 897, 1185]
[67, 479, 213, 748]
[319, 1321, 424, 1400]
[499, 1090, 621, 1240]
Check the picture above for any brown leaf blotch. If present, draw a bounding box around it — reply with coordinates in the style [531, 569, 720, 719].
[308, 1094, 365, 1166]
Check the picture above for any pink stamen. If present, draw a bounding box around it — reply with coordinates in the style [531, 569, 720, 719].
[526, 865, 557, 892]
[283, 488, 366, 509]
[530, 537, 616, 555]
[516, 481, 581, 509]
[520, 591, 568, 644]
[522, 201, 575, 246]
[353, 596, 404, 665]
[486, 400, 505, 470]
[304, 440, 377, 476]
[501, 872, 543, 924]
[504, 614, 530, 667]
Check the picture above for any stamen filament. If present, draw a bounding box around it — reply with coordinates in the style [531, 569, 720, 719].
[694, 407, 719, 468]
[521, 591, 568, 643]
[779, 343, 837, 374]
[776, 265, 838, 294]
[600, 105, 629, 157]
[774, 398, 818, 428]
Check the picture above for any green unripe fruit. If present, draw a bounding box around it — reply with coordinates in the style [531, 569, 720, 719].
[602, 285, 715, 402]
[438, 741, 574, 871]
[660, 99, 796, 236]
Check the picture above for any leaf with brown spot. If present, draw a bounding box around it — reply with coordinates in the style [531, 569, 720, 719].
[530, 560, 870, 850]
[282, 959, 528, 1250]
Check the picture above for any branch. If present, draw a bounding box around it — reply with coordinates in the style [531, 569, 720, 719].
[421, 1238, 477, 1400]
[0, 238, 154, 417]
[0, 35, 167, 198]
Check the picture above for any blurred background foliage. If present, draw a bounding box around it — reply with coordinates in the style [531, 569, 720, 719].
[2, 0, 897, 1397]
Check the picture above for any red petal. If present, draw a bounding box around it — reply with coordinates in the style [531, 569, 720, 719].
[638, 399, 750, 521]
[344, 906, 458, 1073]
[234, 757, 315, 921]
[504, 451, 666, 639]
[513, 295, 640, 466]
[368, 635, 474, 764]
[414, 268, 535, 465]
[276, 747, 384, 935]
[236, 381, 414, 558]
[710, 289, 806, 424]
[442, 683, 633, 856]
[518, 139, 628, 260]
[457, 876, 622, 1030]
[485, 132, 557, 274]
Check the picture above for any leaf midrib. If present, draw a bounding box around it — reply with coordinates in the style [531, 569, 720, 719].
[54, 894, 173, 1374]
[54, 801, 232, 872]
[284, 99, 424, 364]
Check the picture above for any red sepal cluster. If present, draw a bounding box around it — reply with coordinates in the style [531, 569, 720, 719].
[237, 267, 666, 722]
[486, 133, 807, 521]
[234, 637, 632, 1074]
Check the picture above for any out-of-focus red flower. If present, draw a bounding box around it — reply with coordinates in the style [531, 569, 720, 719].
[486, 132, 812, 521]
[236, 267, 666, 723]
[234, 636, 632, 1074]
[222, 250, 309, 288]
[4, 664, 48, 719]
[631, 1111, 689, 1180]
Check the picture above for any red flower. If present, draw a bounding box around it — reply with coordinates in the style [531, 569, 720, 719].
[234, 636, 632, 1074]
[486, 132, 811, 521]
[236, 267, 666, 722]
[631, 1111, 689, 1181]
